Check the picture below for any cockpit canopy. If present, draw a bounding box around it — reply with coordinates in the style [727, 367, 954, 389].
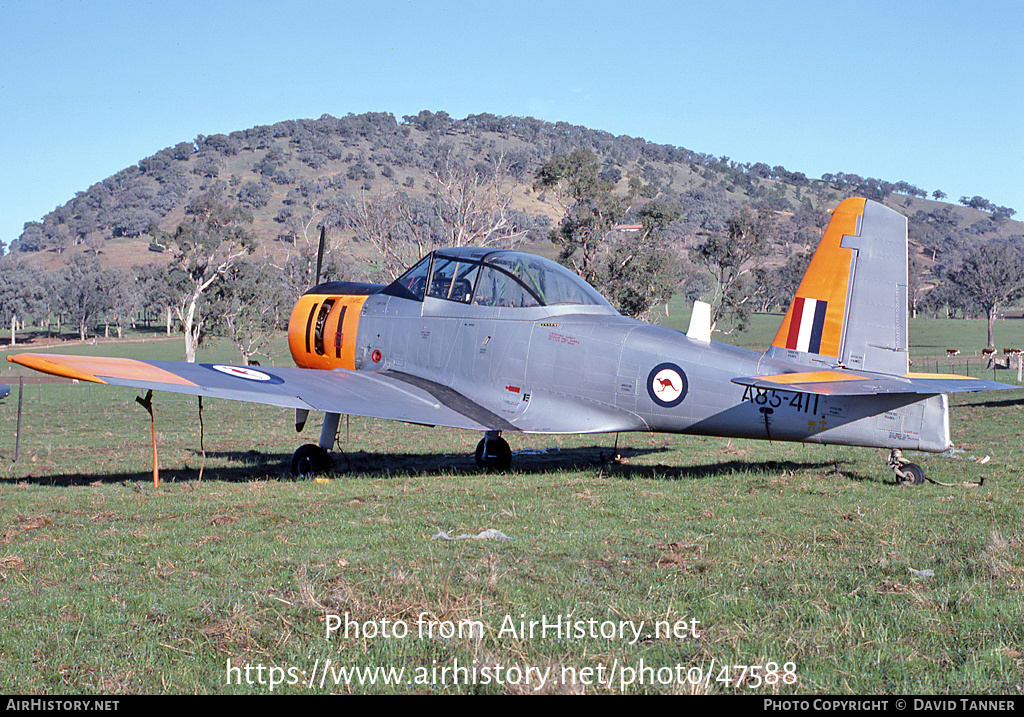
[383, 248, 615, 311]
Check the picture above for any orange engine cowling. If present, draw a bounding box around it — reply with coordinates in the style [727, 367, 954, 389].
[288, 292, 369, 371]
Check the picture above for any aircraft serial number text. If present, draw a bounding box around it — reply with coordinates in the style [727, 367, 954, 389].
[741, 387, 820, 415]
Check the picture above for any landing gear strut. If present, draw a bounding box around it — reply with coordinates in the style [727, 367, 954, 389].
[475, 430, 511, 471]
[888, 449, 926, 486]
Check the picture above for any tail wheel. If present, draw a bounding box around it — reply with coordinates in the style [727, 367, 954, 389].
[897, 462, 926, 486]
[888, 449, 926, 486]
[291, 443, 332, 478]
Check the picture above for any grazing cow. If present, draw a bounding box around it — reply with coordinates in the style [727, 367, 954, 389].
[946, 349, 960, 357]
[982, 348, 997, 357]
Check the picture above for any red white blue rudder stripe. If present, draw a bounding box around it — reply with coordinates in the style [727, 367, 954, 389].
[784, 297, 829, 354]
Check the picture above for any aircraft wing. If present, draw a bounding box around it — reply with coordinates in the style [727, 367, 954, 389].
[733, 369, 1019, 396]
[6, 353, 496, 431]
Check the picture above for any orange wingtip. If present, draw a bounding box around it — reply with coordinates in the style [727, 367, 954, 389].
[7, 353, 198, 387]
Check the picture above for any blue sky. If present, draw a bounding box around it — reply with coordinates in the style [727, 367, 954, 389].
[1, 0, 1021, 248]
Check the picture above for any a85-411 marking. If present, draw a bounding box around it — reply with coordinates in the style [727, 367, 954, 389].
[741, 386, 820, 415]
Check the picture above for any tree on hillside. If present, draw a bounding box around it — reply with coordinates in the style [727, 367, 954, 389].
[58, 254, 115, 341]
[0, 264, 46, 345]
[277, 240, 347, 299]
[275, 207, 334, 289]
[347, 152, 527, 281]
[150, 192, 256, 362]
[428, 150, 527, 249]
[535, 152, 688, 317]
[908, 254, 926, 319]
[944, 242, 1024, 348]
[534, 149, 625, 284]
[691, 204, 776, 332]
[750, 250, 811, 314]
[138, 263, 178, 336]
[960, 196, 994, 212]
[347, 192, 433, 280]
[919, 279, 966, 319]
[104, 268, 141, 338]
[601, 201, 684, 319]
[209, 261, 292, 365]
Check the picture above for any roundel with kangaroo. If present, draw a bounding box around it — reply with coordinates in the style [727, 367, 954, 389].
[647, 363, 688, 408]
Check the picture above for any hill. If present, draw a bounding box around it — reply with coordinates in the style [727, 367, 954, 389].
[4, 110, 1023, 298]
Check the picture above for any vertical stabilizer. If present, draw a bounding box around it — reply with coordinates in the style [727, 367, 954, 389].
[767, 198, 908, 375]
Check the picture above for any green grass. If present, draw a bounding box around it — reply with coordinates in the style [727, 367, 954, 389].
[2, 323, 1024, 694]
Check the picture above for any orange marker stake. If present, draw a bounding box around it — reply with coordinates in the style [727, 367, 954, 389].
[135, 390, 159, 487]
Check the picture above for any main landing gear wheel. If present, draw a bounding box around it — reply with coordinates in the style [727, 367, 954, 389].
[291, 443, 332, 478]
[888, 449, 926, 486]
[475, 432, 511, 471]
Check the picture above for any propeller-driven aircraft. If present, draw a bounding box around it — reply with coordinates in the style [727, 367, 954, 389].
[7, 197, 1016, 484]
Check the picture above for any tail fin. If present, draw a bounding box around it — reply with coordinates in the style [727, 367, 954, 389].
[767, 197, 909, 375]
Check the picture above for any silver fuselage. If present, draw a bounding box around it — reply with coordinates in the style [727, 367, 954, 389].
[350, 293, 950, 453]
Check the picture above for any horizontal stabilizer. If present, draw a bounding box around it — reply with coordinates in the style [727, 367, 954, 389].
[733, 370, 1019, 397]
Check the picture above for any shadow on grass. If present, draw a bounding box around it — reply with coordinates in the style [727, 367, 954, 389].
[7, 444, 863, 486]
[958, 392, 1024, 408]
[610, 458, 860, 482]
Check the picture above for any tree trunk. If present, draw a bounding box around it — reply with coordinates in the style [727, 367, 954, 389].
[179, 291, 202, 363]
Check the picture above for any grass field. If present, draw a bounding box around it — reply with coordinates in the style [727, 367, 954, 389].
[2, 317, 1024, 694]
